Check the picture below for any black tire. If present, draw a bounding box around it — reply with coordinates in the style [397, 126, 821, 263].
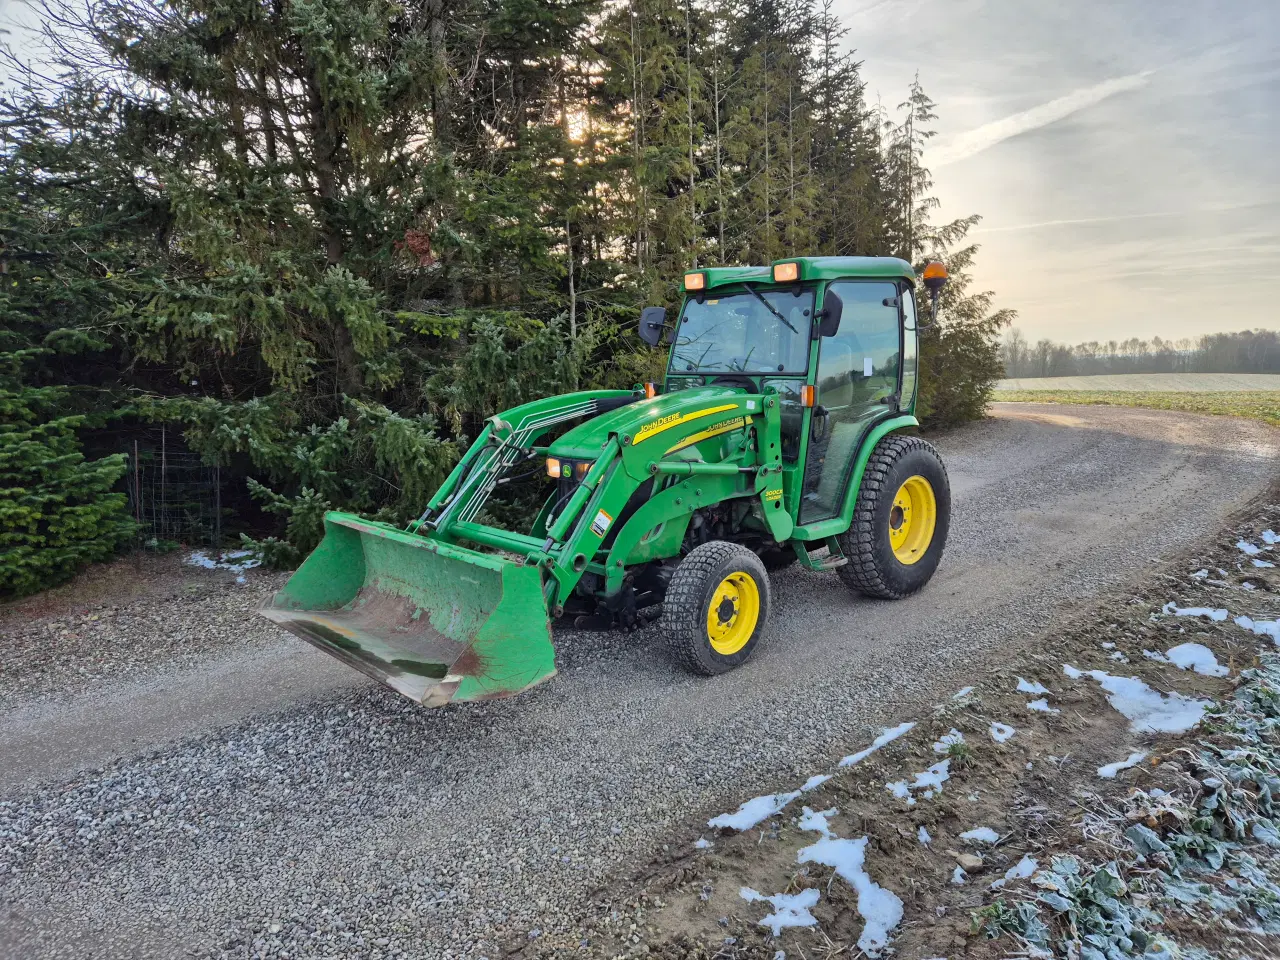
[663, 541, 772, 675]
[836, 434, 950, 600]
[759, 548, 797, 571]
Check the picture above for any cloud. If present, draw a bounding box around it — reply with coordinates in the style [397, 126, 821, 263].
[930, 70, 1154, 167]
[971, 199, 1280, 234]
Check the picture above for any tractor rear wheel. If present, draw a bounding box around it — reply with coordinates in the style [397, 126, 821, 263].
[663, 541, 771, 675]
[837, 434, 950, 600]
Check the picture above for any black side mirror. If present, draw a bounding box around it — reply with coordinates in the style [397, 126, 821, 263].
[638, 306, 667, 346]
[816, 289, 843, 339]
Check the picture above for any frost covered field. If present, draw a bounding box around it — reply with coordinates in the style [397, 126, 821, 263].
[555, 506, 1280, 960]
[996, 374, 1280, 392]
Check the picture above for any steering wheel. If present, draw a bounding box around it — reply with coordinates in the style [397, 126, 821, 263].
[709, 375, 757, 392]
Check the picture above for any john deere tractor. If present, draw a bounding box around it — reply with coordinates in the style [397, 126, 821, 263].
[262, 257, 953, 706]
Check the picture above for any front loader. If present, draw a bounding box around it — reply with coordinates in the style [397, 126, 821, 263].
[261, 256, 953, 706]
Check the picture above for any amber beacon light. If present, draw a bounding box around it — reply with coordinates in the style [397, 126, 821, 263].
[683, 272, 706, 291]
[920, 260, 949, 327]
[772, 262, 799, 283]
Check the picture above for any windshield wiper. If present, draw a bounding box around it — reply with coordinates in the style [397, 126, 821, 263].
[743, 283, 799, 334]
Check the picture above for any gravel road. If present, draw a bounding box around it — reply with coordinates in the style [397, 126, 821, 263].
[1, 404, 1276, 960]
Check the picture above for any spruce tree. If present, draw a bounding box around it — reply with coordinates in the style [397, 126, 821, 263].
[0, 353, 132, 597]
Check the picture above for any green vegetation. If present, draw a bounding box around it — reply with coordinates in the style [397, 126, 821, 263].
[0, 351, 133, 599]
[0, 0, 1011, 594]
[977, 657, 1280, 957]
[993, 390, 1280, 428]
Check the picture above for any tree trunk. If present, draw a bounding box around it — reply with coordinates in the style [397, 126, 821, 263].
[306, 74, 361, 397]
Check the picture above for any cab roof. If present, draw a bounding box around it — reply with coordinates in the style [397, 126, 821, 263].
[693, 256, 916, 292]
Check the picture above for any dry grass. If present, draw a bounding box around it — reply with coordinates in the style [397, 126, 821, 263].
[991, 390, 1280, 428]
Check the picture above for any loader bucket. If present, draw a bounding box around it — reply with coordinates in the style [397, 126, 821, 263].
[260, 513, 556, 707]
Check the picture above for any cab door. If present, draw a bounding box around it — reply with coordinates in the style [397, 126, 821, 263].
[798, 281, 903, 524]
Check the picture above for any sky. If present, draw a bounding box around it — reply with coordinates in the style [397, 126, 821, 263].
[840, 0, 1280, 343]
[3, 1, 1278, 344]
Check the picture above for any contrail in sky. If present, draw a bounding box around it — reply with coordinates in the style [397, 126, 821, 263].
[931, 69, 1154, 167]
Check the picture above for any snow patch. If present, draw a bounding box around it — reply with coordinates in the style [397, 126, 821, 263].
[952, 686, 974, 699]
[1190, 569, 1209, 579]
[800, 774, 831, 792]
[839, 722, 916, 767]
[796, 806, 838, 839]
[694, 838, 711, 849]
[1254, 559, 1276, 569]
[989, 722, 1015, 743]
[1098, 751, 1148, 779]
[798, 836, 902, 956]
[917, 826, 931, 846]
[1263, 529, 1279, 545]
[1162, 602, 1228, 621]
[709, 790, 801, 831]
[1236, 616, 1280, 644]
[1237, 540, 1261, 556]
[1016, 677, 1049, 694]
[185, 549, 261, 575]
[951, 865, 967, 885]
[932, 729, 965, 754]
[1073, 669, 1210, 734]
[959, 827, 1000, 844]
[1026, 698, 1059, 714]
[739, 887, 820, 936]
[1062, 664, 1083, 679]
[1165, 643, 1228, 677]
[990, 854, 1038, 889]
[885, 759, 951, 805]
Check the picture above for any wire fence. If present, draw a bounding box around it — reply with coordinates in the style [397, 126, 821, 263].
[124, 427, 223, 549]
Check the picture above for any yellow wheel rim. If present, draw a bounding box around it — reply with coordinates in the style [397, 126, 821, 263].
[888, 475, 937, 566]
[706, 572, 760, 656]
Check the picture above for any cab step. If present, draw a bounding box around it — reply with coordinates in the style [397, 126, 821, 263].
[794, 537, 848, 571]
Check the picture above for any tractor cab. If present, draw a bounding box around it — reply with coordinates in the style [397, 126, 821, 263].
[641, 257, 933, 526]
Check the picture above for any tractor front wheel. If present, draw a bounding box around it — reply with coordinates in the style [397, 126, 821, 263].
[663, 541, 771, 675]
[837, 434, 950, 600]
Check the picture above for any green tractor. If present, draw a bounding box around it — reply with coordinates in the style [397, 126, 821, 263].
[261, 256, 953, 706]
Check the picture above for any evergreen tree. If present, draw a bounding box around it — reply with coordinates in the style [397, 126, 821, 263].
[0, 351, 132, 597]
[0, 0, 1017, 584]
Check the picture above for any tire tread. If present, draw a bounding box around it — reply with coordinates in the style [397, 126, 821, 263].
[836, 434, 950, 600]
[664, 541, 769, 675]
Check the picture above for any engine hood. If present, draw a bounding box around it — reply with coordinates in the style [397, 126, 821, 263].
[549, 384, 751, 460]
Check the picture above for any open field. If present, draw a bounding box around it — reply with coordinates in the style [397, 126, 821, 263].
[1, 406, 1278, 960]
[992, 391, 1280, 428]
[997, 373, 1280, 392]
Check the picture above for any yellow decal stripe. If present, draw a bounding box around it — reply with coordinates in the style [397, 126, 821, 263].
[634, 404, 739, 444]
[664, 417, 747, 455]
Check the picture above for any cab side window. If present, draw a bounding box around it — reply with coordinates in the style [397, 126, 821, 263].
[798, 281, 901, 523]
[823, 280, 901, 407]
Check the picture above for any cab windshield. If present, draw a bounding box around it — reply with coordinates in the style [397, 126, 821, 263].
[670, 286, 813, 375]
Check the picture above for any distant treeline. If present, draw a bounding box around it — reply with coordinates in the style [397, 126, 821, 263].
[1000, 329, 1280, 379]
